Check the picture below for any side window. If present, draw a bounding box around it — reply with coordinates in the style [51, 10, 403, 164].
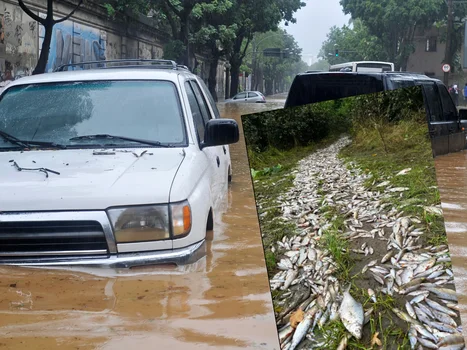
[437, 83, 458, 121]
[248, 92, 258, 98]
[236, 92, 247, 99]
[190, 80, 213, 124]
[197, 78, 221, 118]
[185, 82, 205, 142]
[421, 83, 443, 122]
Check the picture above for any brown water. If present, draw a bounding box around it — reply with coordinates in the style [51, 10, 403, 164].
[0, 98, 285, 350]
[435, 149, 467, 339]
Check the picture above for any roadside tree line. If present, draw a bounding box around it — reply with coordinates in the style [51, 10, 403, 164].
[18, 0, 306, 100]
[312, 0, 467, 74]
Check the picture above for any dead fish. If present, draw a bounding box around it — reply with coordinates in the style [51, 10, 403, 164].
[430, 308, 457, 327]
[363, 307, 374, 325]
[424, 287, 458, 302]
[368, 288, 376, 303]
[339, 286, 364, 340]
[405, 301, 417, 319]
[279, 325, 294, 344]
[336, 334, 349, 350]
[408, 326, 418, 349]
[424, 298, 457, 317]
[282, 270, 299, 290]
[417, 337, 438, 349]
[437, 334, 465, 349]
[410, 294, 427, 304]
[382, 250, 395, 263]
[288, 314, 313, 350]
[428, 321, 457, 334]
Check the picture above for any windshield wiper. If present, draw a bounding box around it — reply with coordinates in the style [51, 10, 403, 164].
[0, 130, 30, 148]
[0, 130, 66, 149]
[69, 134, 170, 147]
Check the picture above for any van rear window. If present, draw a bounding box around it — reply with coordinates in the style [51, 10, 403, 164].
[285, 73, 385, 108]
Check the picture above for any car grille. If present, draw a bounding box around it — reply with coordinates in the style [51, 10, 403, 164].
[0, 221, 109, 257]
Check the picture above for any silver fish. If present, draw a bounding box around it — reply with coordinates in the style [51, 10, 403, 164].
[405, 301, 417, 319]
[288, 314, 313, 350]
[424, 298, 457, 317]
[339, 286, 364, 340]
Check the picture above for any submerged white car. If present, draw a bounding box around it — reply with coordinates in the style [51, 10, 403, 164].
[0, 59, 239, 268]
[226, 91, 266, 103]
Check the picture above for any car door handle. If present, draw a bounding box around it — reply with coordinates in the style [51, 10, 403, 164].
[216, 156, 220, 167]
[223, 146, 226, 154]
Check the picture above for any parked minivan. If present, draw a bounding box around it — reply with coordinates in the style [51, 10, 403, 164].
[284, 71, 466, 157]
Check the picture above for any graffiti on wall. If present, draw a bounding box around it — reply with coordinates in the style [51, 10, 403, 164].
[39, 15, 106, 72]
[0, 4, 37, 87]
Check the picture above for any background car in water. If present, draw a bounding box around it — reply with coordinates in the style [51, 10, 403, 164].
[226, 91, 266, 103]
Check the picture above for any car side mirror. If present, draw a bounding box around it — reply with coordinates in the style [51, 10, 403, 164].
[201, 119, 239, 149]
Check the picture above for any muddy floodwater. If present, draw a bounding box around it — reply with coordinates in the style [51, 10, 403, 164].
[435, 149, 467, 341]
[0, 97, 285, 350]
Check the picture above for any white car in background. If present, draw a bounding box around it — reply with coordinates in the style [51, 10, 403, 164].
[226, 91, 266, 103]
[0, 59, 239, 268]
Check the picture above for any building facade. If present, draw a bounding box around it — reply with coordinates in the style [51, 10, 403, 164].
[406, 24, 467, 85]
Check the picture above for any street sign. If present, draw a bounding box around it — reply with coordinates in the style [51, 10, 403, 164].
[263, 48, 282, 57]
[442, 64, 451, 73]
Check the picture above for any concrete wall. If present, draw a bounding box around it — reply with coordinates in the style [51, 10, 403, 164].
[0, 0, 226, 98]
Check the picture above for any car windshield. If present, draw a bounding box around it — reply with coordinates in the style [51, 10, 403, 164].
[0, 80, 186, 149]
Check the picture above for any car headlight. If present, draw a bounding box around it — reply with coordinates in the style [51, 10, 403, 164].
[107, 201, 191, 243]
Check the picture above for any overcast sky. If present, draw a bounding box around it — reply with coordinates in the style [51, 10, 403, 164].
[280, 0, 351, 65]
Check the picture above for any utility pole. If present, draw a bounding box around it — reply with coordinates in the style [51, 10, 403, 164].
[252, 36, 257, 91]
[444, 0, 453, 85]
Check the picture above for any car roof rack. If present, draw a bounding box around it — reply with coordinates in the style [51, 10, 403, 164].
[53, 59, 191, 72]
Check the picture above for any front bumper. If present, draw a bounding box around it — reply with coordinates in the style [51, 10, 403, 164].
[0, 240, 206, 269]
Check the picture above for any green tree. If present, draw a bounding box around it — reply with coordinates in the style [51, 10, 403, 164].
[260, 31, 302, 94]
[340, 0, 444, 70]
[227, 0, 305, 97]
[318, 19, 387, 65]
[191, 0, 238, 101]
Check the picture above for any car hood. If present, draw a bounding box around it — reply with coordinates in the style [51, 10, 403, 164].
[0, 148, 186, 211]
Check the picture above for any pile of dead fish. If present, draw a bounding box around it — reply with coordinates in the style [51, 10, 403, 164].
[265, 137, 465, 350]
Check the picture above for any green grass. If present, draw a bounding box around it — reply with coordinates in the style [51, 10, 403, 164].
[317, 204, 352, 283]
[250, 135, 344, 276]
[339, 119, 447, 246]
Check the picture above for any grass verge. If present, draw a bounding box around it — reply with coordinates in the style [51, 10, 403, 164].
[339, 119, 446, 246]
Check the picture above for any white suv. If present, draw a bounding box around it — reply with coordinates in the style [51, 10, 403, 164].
[0, 59, 239, 268]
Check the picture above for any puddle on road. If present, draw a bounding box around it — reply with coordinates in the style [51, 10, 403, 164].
[0, 98, 285, 349]
[435, 150, 467, 340]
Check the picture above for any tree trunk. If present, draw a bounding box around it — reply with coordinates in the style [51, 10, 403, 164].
[229, 62, 240, 98]
[33, 20, 53, 74]
[178, 14, 190, 67]
[225, 66, 230, 99]
[208, 52, 220, 102]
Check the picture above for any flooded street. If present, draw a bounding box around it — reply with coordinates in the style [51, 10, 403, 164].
[0, 97, 285, 350]
[435, 150, 467, 341]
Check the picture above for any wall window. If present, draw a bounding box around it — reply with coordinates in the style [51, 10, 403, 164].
[426, 37, 437, 52]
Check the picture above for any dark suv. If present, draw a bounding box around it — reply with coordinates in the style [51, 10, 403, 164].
[284, 71, 466, 157]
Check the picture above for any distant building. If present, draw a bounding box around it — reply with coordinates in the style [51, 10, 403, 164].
[406, 24, 466, 83]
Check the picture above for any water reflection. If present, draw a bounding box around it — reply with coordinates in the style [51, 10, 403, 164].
[0, 96, 285, 349]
